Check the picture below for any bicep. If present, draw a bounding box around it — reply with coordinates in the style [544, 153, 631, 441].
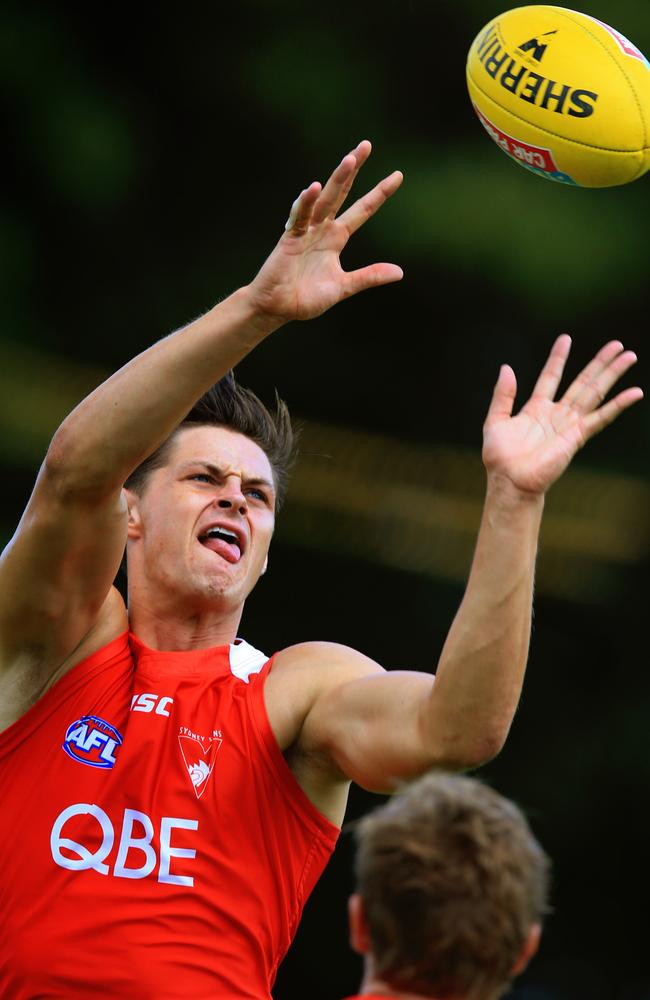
[303, 663, 437, 793]
[0, 459, 128, 668]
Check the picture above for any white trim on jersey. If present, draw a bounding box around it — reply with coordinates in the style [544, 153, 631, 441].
[229, 640, 268, 683]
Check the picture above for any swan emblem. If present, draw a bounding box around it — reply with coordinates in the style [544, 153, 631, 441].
[188, 760, 211, 787]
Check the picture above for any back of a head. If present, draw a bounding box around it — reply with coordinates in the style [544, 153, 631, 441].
[353, 772, 550, 1000]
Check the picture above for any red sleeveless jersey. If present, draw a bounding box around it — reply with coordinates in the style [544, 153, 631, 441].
[0, 632, 339, 999]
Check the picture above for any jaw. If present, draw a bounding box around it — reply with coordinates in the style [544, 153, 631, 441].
[128, 544, 237, 613]
[185, 546, 248, 605]
[127, 532, 267, 629]
[127, 555, 246, 643]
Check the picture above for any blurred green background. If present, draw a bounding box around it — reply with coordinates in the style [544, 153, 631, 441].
[1, 2, 649, 998]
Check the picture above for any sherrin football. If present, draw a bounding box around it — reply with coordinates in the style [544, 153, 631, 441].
[466, 5, 650, 186]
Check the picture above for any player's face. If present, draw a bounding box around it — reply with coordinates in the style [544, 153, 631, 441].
[127, 425, 276, 610]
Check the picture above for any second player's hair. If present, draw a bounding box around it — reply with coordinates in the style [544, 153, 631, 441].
[353, 772, 550, 1000]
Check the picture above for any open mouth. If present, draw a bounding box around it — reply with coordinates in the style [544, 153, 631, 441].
[198, 526, 243, 564]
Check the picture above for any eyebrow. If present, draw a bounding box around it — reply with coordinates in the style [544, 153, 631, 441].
[179, 460, 275, 493]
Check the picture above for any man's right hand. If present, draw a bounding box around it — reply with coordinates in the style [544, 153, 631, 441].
[246, 140, 404, 327]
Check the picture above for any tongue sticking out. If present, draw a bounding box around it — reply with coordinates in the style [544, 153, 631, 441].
[199, 536, 242, 564]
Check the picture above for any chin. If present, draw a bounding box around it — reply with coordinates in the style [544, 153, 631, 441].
[195, 570, 246, 609]
[177, 555, 255, 610]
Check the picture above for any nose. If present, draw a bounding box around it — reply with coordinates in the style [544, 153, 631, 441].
[217, 497, 247, 514]
[215, 479, 247, 515]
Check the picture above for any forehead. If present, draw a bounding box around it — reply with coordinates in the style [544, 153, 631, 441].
[168, 424, 274, 482]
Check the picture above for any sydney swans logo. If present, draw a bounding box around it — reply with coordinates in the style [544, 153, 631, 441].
[178, 726, 223, 799]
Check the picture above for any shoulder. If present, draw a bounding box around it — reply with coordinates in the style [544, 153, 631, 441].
[264, 641, 385, 751]
[274, 640, 384, 681]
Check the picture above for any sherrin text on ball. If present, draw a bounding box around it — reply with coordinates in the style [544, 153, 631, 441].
[466, 5, 650, 186]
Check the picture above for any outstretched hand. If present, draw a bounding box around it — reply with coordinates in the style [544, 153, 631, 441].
[248, 140, 403, 324]
[482, 335, 643, 496]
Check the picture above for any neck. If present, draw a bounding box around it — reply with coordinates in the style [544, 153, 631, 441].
[359, 963, 493, 1000]
[359, 976, 499, 1000]
[359, 983, 433, 1000]
[128, 596, 243, 651]
[360, 965, 436, 1000]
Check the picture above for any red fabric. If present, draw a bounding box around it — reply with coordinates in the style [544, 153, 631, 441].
[0, 632, 339, 999]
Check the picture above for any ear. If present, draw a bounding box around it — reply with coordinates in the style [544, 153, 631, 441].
[260, 555, 268, 576]
[123, 488, 143, 540]
[348, 894, 371, 956]
[511, 923, 542, 977]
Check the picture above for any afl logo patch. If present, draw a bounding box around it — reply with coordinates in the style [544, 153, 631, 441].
[63, 715, 123, 769]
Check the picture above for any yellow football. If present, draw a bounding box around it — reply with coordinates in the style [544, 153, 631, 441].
[466, 5, 650, 186]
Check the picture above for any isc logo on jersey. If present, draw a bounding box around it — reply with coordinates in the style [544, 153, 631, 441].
[63, 715, 123, 769]
[131, 691, 173, 716]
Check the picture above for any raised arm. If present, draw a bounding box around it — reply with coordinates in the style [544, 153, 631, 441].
[0, 141, 403, 726]
[299, 337, 642, 791]
[32, 141, 403, 499]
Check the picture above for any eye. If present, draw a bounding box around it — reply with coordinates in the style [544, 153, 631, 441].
[189, 474, 213, 484]
[246, 487, 269, 503]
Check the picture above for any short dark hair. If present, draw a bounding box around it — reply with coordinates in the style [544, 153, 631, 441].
[353, 773, 550, 999]
[124, 371, 297, 509]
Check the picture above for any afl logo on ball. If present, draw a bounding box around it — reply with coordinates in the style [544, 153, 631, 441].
[63, 715, 123, 769]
